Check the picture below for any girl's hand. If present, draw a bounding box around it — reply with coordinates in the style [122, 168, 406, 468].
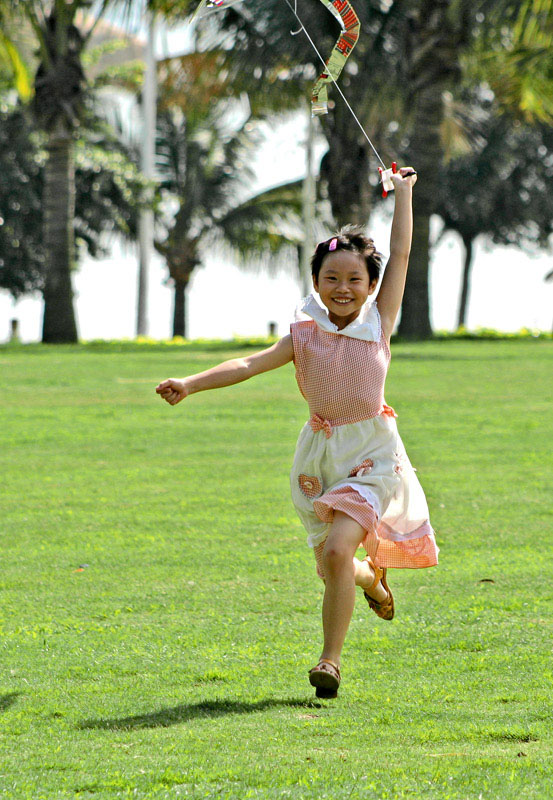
[391, 166, 417, 190]
[156, 378, 188, 405]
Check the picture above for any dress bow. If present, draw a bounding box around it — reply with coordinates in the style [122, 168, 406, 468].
[309, 414, 333, 438]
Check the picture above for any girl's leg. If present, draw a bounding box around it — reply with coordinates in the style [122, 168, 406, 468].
[319, 511, 386, 666]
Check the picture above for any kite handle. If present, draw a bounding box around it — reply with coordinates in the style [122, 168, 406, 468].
[378, 162, 397, 198]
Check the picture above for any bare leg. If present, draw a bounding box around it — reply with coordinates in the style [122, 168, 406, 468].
[319, 511, 386, 666]
[353, 557, 387, 602]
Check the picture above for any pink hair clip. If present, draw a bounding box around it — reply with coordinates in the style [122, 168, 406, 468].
[328, 238, 338, 251]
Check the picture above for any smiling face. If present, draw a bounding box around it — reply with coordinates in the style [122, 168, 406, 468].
[313, 251, 378, 329]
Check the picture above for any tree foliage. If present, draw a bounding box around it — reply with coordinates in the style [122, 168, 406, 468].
[0, 107, 44, 298]
[438, 93, 553, 327]
[155, 78, 305, 337]
[0, 104, 150, 299]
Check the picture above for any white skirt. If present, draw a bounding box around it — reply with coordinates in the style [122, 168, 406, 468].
[290, 412, 439, 569]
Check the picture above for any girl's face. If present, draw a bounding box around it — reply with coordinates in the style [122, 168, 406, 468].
[313, 251, 377, 329]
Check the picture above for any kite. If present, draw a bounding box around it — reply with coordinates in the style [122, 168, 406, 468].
[189, 0, 404, 195]
[309, 0, 360, 116]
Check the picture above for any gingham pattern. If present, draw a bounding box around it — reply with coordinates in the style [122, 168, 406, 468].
[289, 308, 439, 572]
[290, 320, 390, 427]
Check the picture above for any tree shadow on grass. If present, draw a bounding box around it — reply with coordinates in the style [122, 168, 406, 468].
[79, 697, 321, 731]
[0, 693, 20, 711]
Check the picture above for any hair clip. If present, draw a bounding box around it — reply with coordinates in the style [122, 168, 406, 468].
[328, 238, 338, 251]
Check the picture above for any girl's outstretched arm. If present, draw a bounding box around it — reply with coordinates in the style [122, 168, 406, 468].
[376, 167, 417, 340]
[156, 334, 294, 405]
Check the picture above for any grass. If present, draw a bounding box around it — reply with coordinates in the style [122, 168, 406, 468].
[0, 338, 552, 799]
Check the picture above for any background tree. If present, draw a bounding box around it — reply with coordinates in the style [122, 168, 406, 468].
[213, 0, 553, 338]
[213, 0, 471, 337]
[155, 90, 304, 337]
[6, 0, 307, 342]
[0, 104, 150, 300]
[7, 0, 174, 343]
[0, 107, 44, 298]
[438, 100, 553, 329]
[467, 0, 553, 124]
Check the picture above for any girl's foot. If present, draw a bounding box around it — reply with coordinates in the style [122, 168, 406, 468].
[308, 658, 341, 699]
[362, 557, 395, 620]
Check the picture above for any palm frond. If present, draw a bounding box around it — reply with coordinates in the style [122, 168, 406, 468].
[0, 30, 33, 100]
[210, 178, 304, 271]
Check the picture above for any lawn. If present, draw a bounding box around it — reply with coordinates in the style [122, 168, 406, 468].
[1, 338, 552, 799]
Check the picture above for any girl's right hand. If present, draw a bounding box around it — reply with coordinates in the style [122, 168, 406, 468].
[155, 378, 188, 405]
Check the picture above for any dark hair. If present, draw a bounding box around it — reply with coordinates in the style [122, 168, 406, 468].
[311, 225, 382, 283]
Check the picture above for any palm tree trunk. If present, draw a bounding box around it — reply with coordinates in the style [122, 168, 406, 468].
[320, 101, 372, 227]
[41, 123, 78, 343]
[399, 209, 433, 339]
[173, 279, 188, 338]
[457, 235, 474, 329]
[398, 0, 465, 339]
[398, 83, 440, 339]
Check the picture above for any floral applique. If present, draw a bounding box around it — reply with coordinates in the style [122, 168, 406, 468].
[348, 459, 374, 478]
[298, 474, 322, 498]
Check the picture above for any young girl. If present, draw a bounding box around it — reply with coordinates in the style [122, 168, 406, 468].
[156, 167, 438, 699]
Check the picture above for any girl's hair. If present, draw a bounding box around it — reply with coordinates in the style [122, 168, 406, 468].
[311, 225, 382, 283]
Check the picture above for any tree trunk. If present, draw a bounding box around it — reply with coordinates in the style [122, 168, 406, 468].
[41, 124, 78, 343]
[320, 100, 373, 227]
[457, 235, 474, 329]
[173, 279, 188, 338]
[398, 0, 464, 339]
[399, 210, 433, 339]
[398, 82, 441, 339]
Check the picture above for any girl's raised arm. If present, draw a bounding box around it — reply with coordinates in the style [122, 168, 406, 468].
[376, 168, 417, 340]
[156, 334, 294, 405]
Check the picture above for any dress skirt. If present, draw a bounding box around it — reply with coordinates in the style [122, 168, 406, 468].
[290, 411, 439, 569]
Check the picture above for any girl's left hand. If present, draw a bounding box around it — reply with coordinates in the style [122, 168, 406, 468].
[391, 167, 417, 189]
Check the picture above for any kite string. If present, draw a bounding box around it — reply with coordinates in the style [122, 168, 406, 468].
[281, 0, 387, 169]
[290, 0, 303, 34]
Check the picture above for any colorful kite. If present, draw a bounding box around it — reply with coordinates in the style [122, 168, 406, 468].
[310, 0, 360, 116]
[188, 0, 405, 194]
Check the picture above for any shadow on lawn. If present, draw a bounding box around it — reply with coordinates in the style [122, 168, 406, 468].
[79, 697, 320, 730]
[0, 693, 20, 711]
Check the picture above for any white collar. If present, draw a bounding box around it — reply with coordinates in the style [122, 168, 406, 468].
[296, 293, 381, 342]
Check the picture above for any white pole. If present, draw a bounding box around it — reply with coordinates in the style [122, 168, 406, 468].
[301, 104, 316, 297]
[136, 10, 157, 337]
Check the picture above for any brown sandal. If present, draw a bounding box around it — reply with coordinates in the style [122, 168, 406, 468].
[363, 557, 395, 620]
[308, 658, 341, 699]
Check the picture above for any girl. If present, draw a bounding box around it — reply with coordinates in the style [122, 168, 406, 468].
[156, 167, 438, 699]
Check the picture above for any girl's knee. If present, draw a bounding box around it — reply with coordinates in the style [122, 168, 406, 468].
[322, 540, 354, 574]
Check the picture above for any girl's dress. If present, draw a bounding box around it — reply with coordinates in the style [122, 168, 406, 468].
[290, 294, 439, 569]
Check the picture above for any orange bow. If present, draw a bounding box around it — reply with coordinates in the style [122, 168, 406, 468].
[381, 404, 397, 418]
[309, 414, 333, 438]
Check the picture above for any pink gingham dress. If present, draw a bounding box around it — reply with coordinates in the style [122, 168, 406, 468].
[290, 295, 438, 569]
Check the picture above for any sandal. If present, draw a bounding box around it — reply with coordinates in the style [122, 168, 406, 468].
[363, 557, 395, 620]
[308, 658, 341, 699]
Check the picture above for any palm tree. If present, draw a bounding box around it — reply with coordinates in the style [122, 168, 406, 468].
[466, 0, 553, 124]
[437, 104, 553, 328]
[213, 0, 553, 338]
[0, 102, 151, 301]
[155, 97, 303, 337]
[396, 0, 471, 339]
[8, 0, 168, 343]
[9, 0, 308, 342]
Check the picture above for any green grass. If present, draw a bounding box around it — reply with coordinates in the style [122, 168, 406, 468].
[1, 339, 552, 799]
